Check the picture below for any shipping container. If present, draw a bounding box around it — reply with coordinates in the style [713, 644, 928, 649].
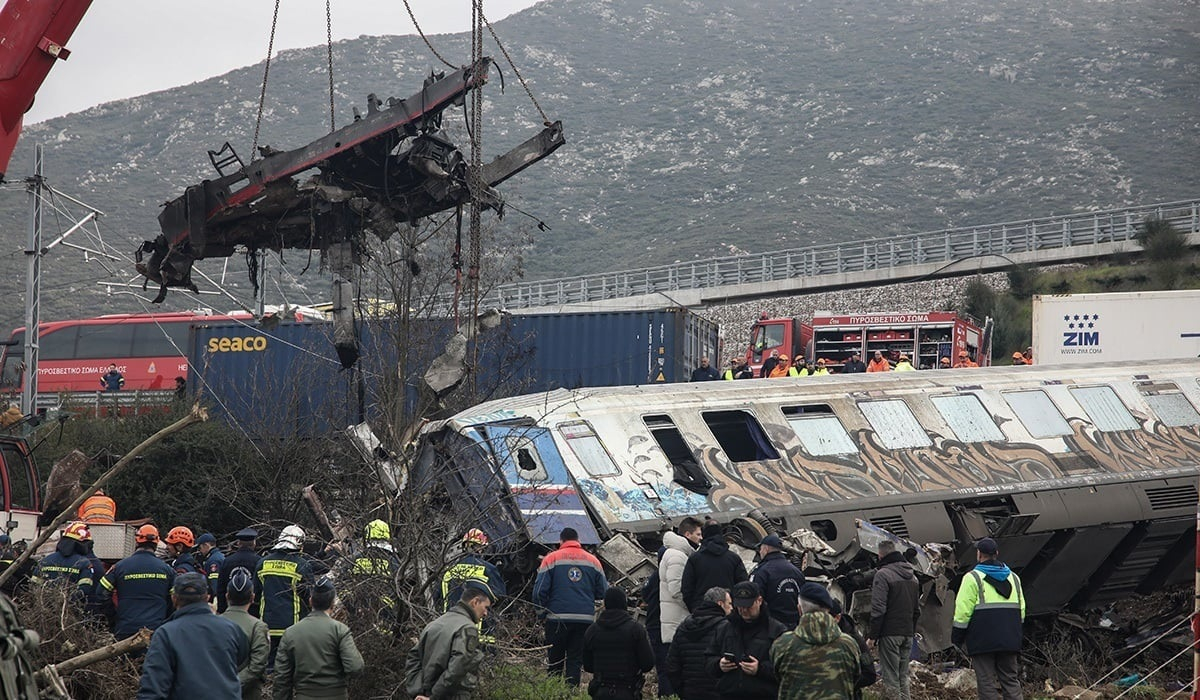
[1032, 290, 1200, 365]
[187, 308, 720, 435]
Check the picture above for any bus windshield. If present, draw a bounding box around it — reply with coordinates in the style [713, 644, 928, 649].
[0, 331, 22, 389]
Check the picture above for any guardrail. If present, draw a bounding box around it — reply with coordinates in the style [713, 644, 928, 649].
[485, 198, 1200, 309]
[34, 390, 178, 418]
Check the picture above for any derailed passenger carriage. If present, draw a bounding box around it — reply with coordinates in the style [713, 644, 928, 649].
[412, 359, 1200, 619]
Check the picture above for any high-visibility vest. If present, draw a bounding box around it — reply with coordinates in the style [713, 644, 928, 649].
[78, 495, 117, 523]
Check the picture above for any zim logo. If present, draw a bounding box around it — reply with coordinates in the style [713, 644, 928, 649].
[1062, 313, 1100, 347]
[207, 336, 268, 353]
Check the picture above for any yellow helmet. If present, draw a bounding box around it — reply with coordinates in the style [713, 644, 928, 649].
[364, 519, 391, 541]
[63, 522, 92, 542]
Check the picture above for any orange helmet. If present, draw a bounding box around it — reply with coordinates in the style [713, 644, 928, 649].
[463, 528, 489, 547]
[165, 526, 194, 548]
[63, 522, 92, 542]
[136, 524, 160, 544]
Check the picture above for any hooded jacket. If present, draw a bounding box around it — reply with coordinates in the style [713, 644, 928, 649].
[666, 599, 727, 700]
[952, 561, 1024, 655]
[868, 551, 920, 639]
[681, 536, 748, 612]
[582, 607, 655, 698]
[658, 531, 695, 641]
[770, 610, 861, 700]
[750, 550, 804, 629]
[36, 538, 93, 601]
[704, 604, 788, 700]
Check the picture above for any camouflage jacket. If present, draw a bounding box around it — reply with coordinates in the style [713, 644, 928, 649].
[770, 611, 860, 700]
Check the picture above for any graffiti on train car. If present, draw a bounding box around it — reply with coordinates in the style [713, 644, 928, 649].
[706, 417, 1200, 511]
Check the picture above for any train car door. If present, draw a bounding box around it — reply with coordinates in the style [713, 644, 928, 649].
[0, 437, 40, 542]
[482, 425, 600, 546]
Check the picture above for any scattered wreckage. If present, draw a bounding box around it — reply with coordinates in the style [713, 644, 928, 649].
[401, 358, 1200, 648]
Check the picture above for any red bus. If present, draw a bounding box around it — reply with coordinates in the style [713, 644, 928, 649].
[0, 311, 257, 394]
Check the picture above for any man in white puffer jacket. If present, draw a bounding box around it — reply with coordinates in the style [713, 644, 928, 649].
[659, 518, 703, 646]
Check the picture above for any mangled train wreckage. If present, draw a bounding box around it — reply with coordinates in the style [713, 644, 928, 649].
[411, 359, 1200, 643]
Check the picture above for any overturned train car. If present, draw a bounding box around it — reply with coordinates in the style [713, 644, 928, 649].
[411, 359, 1200, 615]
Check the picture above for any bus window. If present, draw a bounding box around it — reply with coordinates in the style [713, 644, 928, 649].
[132, 322, 190, 357]
[701, 410, 780, 462]
[0, 442, 35, 510]
[41, 327, 79, 360]
[0, 331, 21, 388]
[643, 415, 711, 494]
[76, 323, 134, 359]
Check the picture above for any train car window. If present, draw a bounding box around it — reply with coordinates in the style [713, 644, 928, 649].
[1139, 387, 1200, 428]
[75, 323, 134, 359]
[504, 435, 549, 482]
[1003, 390, 1072, 438]
[858, 400, 932, 449]
[931, 395, 1004, 443]
[559, 422, 621, 477]
[40, 327, 79, 360]
[643, 415, 712, 493]
[701, 410, 781, 462]
[0, 442, 34, 509]
[1070, 386, 1138, 432]
[782, 406, 858, 456]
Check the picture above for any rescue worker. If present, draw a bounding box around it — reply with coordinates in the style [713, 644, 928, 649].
[404, 580, 493, 700]
[534, 527, 609, 687]
[953, 350, 978, 369]
[0, 537, 33, 595]
[759, 350, 781, 378]
[749, 535, 804, 629]
[952, 537, 1025, 700]
[893, 354, 916, 371]
[221, 569, 269, 700]
[441, 528, 506, 646]
[273, 577, 364, 700]
[768, 354, 793, 378]
[811, 359, 830, 376]
[100, 524, 176, 639]
[1023, 347, 1034, 365]
[77, 526, 108, 617]
[938, 356, 952, 370]
[866, 351, 891, 372]
[76, 488, 117, 523]
[197, 532, 225, 596]
[1011, 351, 1027, 366]
[34, 522, 94, 604]
[99, 363, 125, 391]
[165, 526, 200, 575]
[733, 357, 755, 379]
[218, 528, 263, 614]
[259, 524, 316, 670]
[345, 519, 401, 632]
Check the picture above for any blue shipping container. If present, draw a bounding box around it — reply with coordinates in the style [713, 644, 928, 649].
[188, 308, 719, 436]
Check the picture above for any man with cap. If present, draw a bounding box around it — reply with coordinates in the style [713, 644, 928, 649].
[258, 525, 316, 670]
[218, 528, 262, 614]
[221, 569, 269, 700]
[893, 354, 915, 371]
[582, 586, 655, 699]
[196, 533, 225, 597]
[100, 524, 176, 639]
[749, 534, 805, 629]
[273, 577, 364, 700]
[404, 580, 493, 700]
[842, 353, 867, 374]
[938, 356, 952, 370]
[952, 538, 1025, 700]
[770, 582, 861, 700]
[1011, 351, 1028, 366]
[953, 350, 978, 369]
[534, 527, 608, 687]
[866, 539, 920, 700]
[137, 572, 247, 699]
[705, 580, 787, 700]
[681, 522, 748, 612]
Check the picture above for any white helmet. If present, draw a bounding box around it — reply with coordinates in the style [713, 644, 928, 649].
[272, 525, 305, 551]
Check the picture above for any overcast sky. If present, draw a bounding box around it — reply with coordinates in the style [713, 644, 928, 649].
[28, 0, 542, 124]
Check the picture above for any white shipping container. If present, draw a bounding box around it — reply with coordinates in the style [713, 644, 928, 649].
[1032, 290, 1200, 365]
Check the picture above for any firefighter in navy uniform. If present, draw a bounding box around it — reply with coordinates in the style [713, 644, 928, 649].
[345, 519, 401, 633]
[196, 532, 225, 596]
[165, 526, 200, 575]
[217, 527, 262, 614]
[258, 524, 315, 670]
[34, 522, 94, 604]
[99, 524, 176, 639]
[441, 528, 506, 647]
[0, 534, 33, 595]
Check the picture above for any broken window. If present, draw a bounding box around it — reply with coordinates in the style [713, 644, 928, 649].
[1070, 386, 1138, 432]
[558, 422, 620, 477]
[782, 405, 858, 456]
[504, 435, 548, 482]
[858, 400, 931, 449]
[931, 394, 1004, 443]
[1004, 390, 1071, 438]
[701, 410, 781, 462]
[644, 415, 711, 493]
[1140, 386, 1200, 427]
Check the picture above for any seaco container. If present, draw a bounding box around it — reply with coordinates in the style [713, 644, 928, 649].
[187, 308, 720, 436]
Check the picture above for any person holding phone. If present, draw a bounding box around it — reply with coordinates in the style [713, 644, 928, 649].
[704, 581, 787, 699]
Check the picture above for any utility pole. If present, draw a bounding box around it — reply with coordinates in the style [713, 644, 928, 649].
[21, 144, 43, 416]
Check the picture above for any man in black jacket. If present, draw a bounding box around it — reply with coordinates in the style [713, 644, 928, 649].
[749, 535, 804, 629]
[866, 540, 921, 700]
[583, 587, 655, 700]
[681, 524, 748, 612]
[667, 587, 731, 700]
[704, 581, 787, 700]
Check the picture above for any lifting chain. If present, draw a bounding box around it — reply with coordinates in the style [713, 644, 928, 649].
[326, 0, 335, 132]
[480, 11, 552, 126]
[251, 0, 282, 157]
[402, 0, 456, 70]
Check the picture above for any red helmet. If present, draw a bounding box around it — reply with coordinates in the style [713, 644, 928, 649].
[63, 522, 92, 542]
[165, 526, 194, 548]
[136, 524, 160, 544]
[463, 528, 489, 547]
